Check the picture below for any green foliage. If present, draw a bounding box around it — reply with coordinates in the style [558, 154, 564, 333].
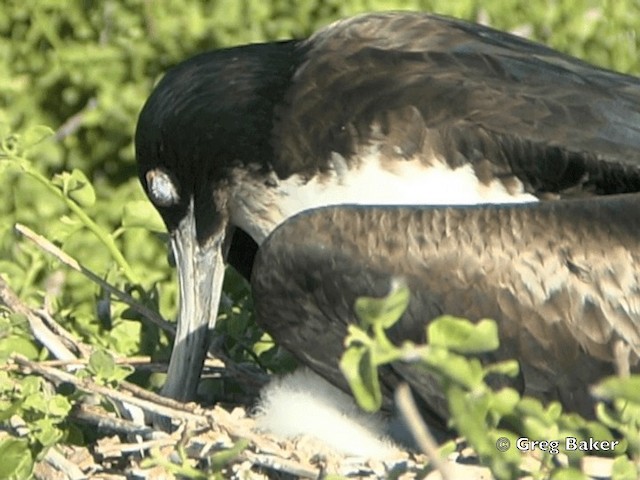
[341, 286, 640, 479]
[1, 0, 639, 477]
[594, 385, 640, 459]
[77, 349, 134, 387]
[341, 282, 410, 411]
[0, 371, 73, 477]
[141, 438, 250, 480]
[1, 0, 638, 382]
[0, 437, 34, 480]
[428, 316, 500, 354]
[0, 312, 41, 361]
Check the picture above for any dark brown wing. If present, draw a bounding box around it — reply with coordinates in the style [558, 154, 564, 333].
[274, 12, 640, 195]
[251, 197, 640, 422]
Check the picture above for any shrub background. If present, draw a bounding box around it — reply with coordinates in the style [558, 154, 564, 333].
[1, 0, 639, 402]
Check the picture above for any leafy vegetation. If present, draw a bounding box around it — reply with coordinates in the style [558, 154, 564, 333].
[0, 372, 72, 479]
[1, 0, 640, 478]
[342, 283, 640, 479]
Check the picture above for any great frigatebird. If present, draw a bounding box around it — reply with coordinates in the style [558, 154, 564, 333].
[135, 12, 640, 430]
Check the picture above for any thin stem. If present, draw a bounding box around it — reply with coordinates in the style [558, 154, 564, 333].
[14, 158, 140, 284]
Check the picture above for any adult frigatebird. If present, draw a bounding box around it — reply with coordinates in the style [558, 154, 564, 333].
[135, 12, 640, 428]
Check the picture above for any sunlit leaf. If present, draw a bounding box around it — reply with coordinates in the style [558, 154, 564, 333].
[428, 316, 499, 354]
[209, 438, 250, 471]
[0, 336, 39, 361]
[592, 375, 640, 403]
[0, 438, 34, 480]
[490, 388, 520, 416]
[339, 344, 381, 412]
[32, 417, 64, 448]
[48, 395, 72, 418]
[88, 349, 117, 379]
[549, 468, 588, 480]
[22, 125, 53, 149]
[122, 200, 166, 232]
[354, 280, 410, 330]
[611, 455, 639, 480]
[67, 168, 96, 207]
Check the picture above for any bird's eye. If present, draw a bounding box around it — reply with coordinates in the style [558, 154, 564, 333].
[146, 168, 180, 207]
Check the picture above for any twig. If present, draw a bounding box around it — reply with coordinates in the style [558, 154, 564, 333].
[613, 340, 631, 378]
[38, 356, 228, 376]
[0, 276, 77, 361]
[208, 347, 270, 392]
[43, 447, 87, 480]
[71, 405, 160, 438]
[96, 437, 176, 458]
[36, 307, 92, 358]
[8, 415, 87, 479]
[118, 379, 206, 415]
[15, 223, 174, 336]
[10, 354, 205, 423]
[8, 352, 430, 478]
[395, 383, 451, 480]
[55, 98, 98, 141]
[243, 451, 319, 479]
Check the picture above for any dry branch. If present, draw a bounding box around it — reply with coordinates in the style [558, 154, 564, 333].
[14, 223, 174, 336]
[0, 276, 77, 360]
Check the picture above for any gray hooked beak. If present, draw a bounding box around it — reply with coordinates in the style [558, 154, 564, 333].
[161, 200, 227, 402]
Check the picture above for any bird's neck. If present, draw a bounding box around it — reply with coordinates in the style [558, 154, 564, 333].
[228, 146, 538, 246]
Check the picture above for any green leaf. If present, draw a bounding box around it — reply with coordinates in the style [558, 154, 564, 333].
[21, 376, 43, 396]
[0, 437, 34, 480]
[32, 417, 64, 448]
[484, 360, 520, 378]
[557, 412, 589, 431]
[209, 438, 250, 471]
[516, 397, 548, 420]
[51, 169, 96, 207]
[611, 455, 639, 480]
[549, 468, 589, 480]
[423, 348, 485, 389]
[354, 280, 410, 330]
[122, 200, 166, 232]
[48, 395, 72, 418]
[545, 401, 563, 423]
[490, 388, 521, 416]
[0, 371, 15, 392]
[0, 400, 19, 421]
[339, 344, 381, 412]
[486, 430, 521, 473]
[67, 169, 96, 207]
[0, 335, 39, 361]
[596, 402, 625, 430]
[23, 391, 49, 413]
[0, 122, 11, 139]
[86, 349, 132, 384]
[427, 317, 500, 354]
[592, 375, 640, 403]
[22, 125, 53, 149]
[447, 384, 493, 453]
[521, 415, 556, 442]
[88, 349, 117, 379]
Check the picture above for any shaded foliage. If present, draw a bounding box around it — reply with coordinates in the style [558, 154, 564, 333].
[1, 0, 639, 477]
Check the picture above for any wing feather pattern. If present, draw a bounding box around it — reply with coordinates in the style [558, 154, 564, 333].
[274, 13, 640, 195]
[252, 196, 640, 421]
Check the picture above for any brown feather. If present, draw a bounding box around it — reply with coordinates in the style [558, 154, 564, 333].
[252, 194, 640, 421]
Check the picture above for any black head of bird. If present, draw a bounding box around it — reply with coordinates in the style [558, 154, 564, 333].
[135, 41, 301, 400]
[135, 12, 640, 421]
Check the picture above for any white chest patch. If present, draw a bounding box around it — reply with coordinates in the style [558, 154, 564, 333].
[230, 150, 537, 244]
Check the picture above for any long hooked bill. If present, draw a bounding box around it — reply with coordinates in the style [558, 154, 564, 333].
[161, 201, 226, 403]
